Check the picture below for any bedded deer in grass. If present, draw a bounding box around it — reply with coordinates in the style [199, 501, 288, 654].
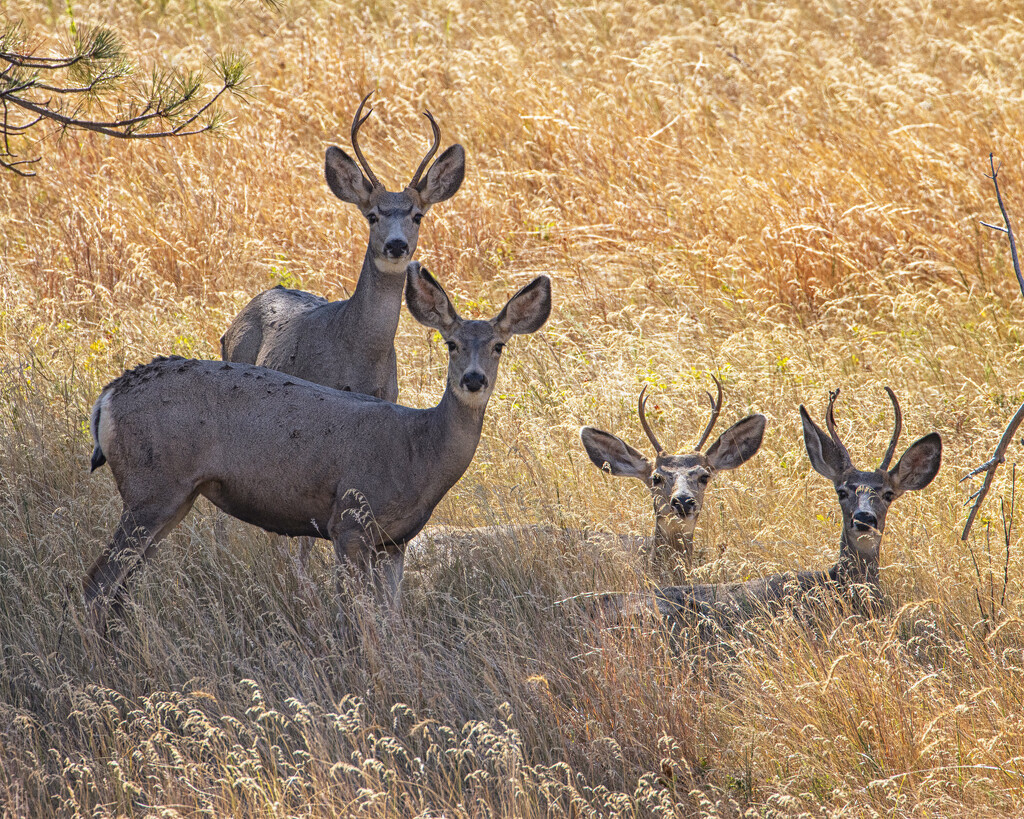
[84, 264, 550, 636]
[598, 388, 942, 631]
[410, 380, 764, 570]
[220, 92, 465, 401]
[580, 379, 766, 569]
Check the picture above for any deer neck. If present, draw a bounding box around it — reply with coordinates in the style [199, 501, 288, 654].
[425, 387, 488, 487]
[339, 250, 406, 352]
[653, 515, 694, 560]
[833, 529, 881, 589]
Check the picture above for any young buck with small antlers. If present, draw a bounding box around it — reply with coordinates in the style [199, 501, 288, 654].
[84, 264, 551, 636]
[580, 379, 766, 568]
[599, 388, 942, 632]
[220, 92, 465, 401]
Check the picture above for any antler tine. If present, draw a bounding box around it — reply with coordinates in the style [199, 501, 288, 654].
[638, 385, 665, 455]
[408, 110, 442, 189]
[825, 388, 854, 468]
[693, 374, 723, 451]
[351, 91, 382, 189]
[879, 386, 903, 470]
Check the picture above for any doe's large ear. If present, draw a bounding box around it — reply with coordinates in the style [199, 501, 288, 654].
[580, 427, 652, 480]
[493, 276, 552, 337]
[890, 432, 942, 493]
[405, 263, 460, 335]
[414, 144, 466, 205]
[800, 405, 847, 482]
[325, 147, 374, 209]
[706, 414, 766, 471]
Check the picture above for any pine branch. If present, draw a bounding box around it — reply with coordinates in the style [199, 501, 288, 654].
[0, 21, 250, 175]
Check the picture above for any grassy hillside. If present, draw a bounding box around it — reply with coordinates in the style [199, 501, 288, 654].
[2, 0, 1023, 815]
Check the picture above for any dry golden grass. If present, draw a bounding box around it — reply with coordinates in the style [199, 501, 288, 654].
[2, 0, 1024, 815]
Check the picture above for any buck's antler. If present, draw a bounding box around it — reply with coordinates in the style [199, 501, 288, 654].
[408, 110, 441, 189]
[638, 385, 665, 455]
[879, 386, 902, 470]
[694, 375, 723, 452]
[825, 388, 854, 469]
[351, 91, 382, 188]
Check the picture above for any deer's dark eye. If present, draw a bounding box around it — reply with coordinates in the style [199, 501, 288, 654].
[651, 474, 664, 486]
[698, 474, 710, 485]
[413, 213, 423, 224]
[367, 213, 379, 225]
[836, 488, 849, 500]
[446, 341, 457, 352]
[493, 342, 505, 354]
[883, 490, 895, 502]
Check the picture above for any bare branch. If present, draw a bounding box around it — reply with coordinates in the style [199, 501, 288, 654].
[982, 152, 1023, 298]
[963, 155, 1024, 540]
[962, 399, 1024, 540]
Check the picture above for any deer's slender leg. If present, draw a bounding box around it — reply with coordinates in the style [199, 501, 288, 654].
[290, 536, 321, 606]
[328, 506, 375, 644]
[370, 550, 405, 611]
[84, 492, 198, 638]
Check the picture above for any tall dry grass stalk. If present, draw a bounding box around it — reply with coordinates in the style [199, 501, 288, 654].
[2, 0, 1024, 815]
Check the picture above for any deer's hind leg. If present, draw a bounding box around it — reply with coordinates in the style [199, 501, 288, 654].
[84, 491, 199, 637]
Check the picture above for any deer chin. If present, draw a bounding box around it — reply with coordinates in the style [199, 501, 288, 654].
[658, 512, 698, 542]
[374, 255, 412, 275]
[849, 527, 881, 560]
[454, 383, 492, 407]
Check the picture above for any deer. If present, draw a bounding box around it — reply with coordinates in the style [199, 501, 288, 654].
[220, 92, 466, 402]
[409, 380, 764, 568]
[83, 263, 551, 637]
[595, 388, 942, 634]
[579, 379, 766, 569]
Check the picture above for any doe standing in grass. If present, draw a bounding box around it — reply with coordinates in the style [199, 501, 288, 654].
[84, 263, 551, 636]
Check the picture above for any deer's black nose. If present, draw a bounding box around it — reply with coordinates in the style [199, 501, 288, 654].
[383, 239, 409, 258]
[461, 371, 487, 392]
[852, 511, 878, 531]
[672, 496, 698, 516]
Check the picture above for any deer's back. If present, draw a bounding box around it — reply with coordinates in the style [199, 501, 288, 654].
[221, 286, 398, 399]
[221, 286, 329, 364]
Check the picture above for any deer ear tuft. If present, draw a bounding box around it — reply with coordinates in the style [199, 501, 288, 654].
[405, 264, 460, 334]
[493, 276, 551, 337]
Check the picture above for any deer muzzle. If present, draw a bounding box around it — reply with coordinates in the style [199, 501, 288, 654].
[460, 371, 487, 392]
[671, 495, 699, 518]
[383, 238, 410, 259]
[852, 510, 878, 532]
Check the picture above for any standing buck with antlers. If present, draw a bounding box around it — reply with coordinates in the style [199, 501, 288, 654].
[84, 264, 551, 636]
[221, 92, 465, 401]
[580, 379, 766, 568]
[599, 388, 942, 631]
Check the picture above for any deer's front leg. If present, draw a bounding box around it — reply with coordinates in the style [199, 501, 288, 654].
[329, 525, 404, 606]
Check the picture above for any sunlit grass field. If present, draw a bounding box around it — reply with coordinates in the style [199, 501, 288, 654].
[2, 0, 1024, 815]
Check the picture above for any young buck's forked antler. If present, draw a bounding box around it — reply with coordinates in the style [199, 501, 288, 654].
[580, 377, 765, 569]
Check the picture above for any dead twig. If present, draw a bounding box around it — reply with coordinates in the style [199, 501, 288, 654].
[962, 154, 1024, 541]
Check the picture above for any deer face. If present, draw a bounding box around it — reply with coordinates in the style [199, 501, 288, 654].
[581, 384, 765, 561]
[801, 389, 942, 564]
[324, 93, 465, 275]
[405, 264, 551, 408]
[829, 469, 898, 561]
[648, 453, 713, 540]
